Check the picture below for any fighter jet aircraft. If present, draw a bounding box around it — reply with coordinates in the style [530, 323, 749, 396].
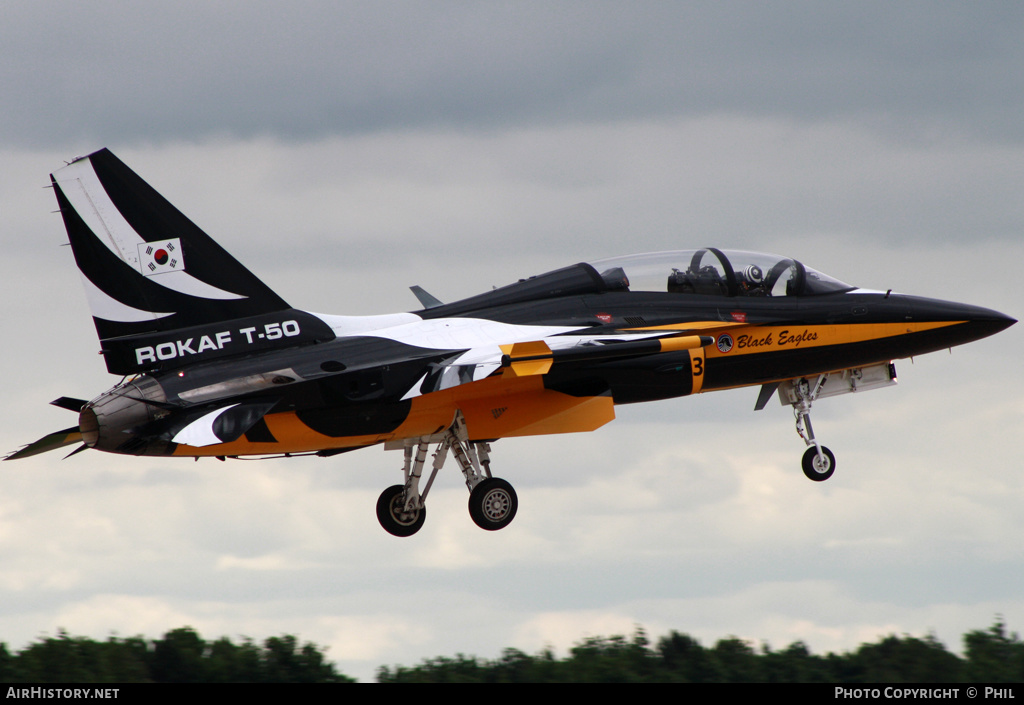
[6, 149, 1015, 536]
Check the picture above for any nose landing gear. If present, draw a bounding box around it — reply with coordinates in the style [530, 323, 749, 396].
[769, 364, 897, 483]
[801, 445, 835, 482]
[790, 376, 836, 482]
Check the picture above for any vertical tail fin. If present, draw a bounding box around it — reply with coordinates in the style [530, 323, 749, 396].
[52, 149, 291, 339]
[51, 150, 334, 375]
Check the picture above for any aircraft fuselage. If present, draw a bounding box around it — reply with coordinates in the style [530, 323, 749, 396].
[80, 286, 1012, 459]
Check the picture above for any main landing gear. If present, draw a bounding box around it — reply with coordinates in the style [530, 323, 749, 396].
[375, 411, 518, 537]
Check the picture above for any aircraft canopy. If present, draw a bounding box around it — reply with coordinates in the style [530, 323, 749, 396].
[589, 248, 855, 298]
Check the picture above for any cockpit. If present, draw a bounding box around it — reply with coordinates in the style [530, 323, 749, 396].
[590, 248, 854, 298]
[426, 248, 856, 316]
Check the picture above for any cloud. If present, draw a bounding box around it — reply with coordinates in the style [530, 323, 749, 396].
[3, 3, 1024, 148]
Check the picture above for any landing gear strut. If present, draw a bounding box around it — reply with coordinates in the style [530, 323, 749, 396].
[790, 375, 836, 482]
[769, 364, 899, 482]
[375, 411, 518, 536]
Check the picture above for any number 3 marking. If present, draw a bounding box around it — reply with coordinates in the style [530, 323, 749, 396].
[691, 349, 705, 394]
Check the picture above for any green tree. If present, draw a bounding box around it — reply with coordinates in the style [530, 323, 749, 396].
[14, 630, 96, 683]
[657, 631, 722, 682]
[711, 636, 762, 682]
[148, 627, 207, 682]
[846, 634, 962, 683]
[564, 629, 656, 682]
[0, 642, 15, 683]
[378, 654, 487, 683]
[759, 641, 831, 683]
[492, 647, 554, 683]
[964, 619, 1024, 683]
[262, 634, 349, 682]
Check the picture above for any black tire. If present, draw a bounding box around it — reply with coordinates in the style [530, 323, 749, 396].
[468, 478, 518, 531]
[376, 485, 425, 537]
[802, 446, 836, 482]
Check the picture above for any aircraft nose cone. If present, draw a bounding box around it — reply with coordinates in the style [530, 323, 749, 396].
[895, 296, 1015, 350]
[976, 309, 1016, 339]
[962, 305, 1016, 336]
[925, 300, 1016, 345]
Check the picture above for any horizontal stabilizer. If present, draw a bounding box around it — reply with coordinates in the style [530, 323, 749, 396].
[4, 427, 83, 461]
[51, 397, 88, 412]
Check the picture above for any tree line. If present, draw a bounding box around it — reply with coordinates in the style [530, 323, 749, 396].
[377, 619, 1024, 683]
[1, 620, 1021, 683]
[0, 628, 351, 683]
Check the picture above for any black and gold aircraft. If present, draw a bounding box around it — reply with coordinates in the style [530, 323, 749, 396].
[6, 149, 1015, 536]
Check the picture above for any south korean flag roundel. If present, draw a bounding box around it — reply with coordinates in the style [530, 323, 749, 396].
[138, 239, 184, 276]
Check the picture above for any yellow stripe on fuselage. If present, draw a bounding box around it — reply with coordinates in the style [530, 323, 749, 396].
[703, 321, 962, 358]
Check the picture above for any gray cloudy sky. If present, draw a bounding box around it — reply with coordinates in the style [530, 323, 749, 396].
[1, 2, 1022, 682]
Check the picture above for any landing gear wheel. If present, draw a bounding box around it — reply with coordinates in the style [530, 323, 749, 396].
[468, 478, 518, 531]
[376, 485, 425, 537]
[802, 446, 836, 482]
